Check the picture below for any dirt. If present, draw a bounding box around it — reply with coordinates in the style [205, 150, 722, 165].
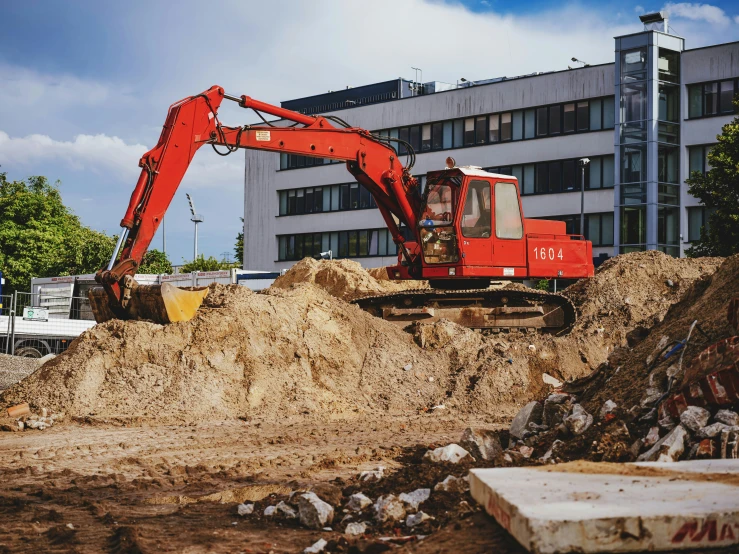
[0, 252, 731, 552]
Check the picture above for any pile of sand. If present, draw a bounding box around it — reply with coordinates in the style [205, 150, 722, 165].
[0, 253, 723, 423]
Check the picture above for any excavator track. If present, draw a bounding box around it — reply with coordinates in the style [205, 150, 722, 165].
[352, 288, 577, 336]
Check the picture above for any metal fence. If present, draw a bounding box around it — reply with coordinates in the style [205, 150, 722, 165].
[0, 291, 96, 358]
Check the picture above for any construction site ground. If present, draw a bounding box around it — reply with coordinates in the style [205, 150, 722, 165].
[1, 252, 737, 553]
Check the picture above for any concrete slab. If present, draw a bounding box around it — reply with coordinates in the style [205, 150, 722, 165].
[469, 460, 739, 553]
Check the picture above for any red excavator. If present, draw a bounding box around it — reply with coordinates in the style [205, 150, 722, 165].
[89, 85, 594, 334]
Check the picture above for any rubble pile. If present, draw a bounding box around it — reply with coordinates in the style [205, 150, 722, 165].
[504, 254, 739, 465]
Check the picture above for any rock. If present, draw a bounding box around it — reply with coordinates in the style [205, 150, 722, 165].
[564, 404, 593, 436]
[399, 488, 430, 512]
[344, 521, 367, 536]
[543, 394, 571, 427]
[237, 503, 254, 516]
[646, 335, 671, 366]
[374, 494, 406, 522]
[540, 440, 562, 463]
[510, 401, 543, 439]
[423, 444, 471, 464]
[406, 511, 432, 527]
[264, 505, 276, 516]
[640, 387, 663, 408]
[695, 438, 717, 459]
[715, 410, 739, 427]
[542, 373, 563, 388]
[679, 406, 711, 432]
[359, 466, 385, 482]
[519, 445, 534, 458]
[459, 428, 503, 463]
[346, 492, 372, 512]
[298, 492, 334, 529]
[546, 393, 569, 405]
[658, 414, 676, 432]
[403, 364, 413, 371]
[434, 474, 468, 493]
[276, 501, 298, 519]
[310, 483, 343, 507]
[599, 400, 618, 419]
[637, 425, 688, 462]
[638, 408, 658, 423]
[643, 426, 661, 447]
[304, 538, 328, 553]
[629, 439, 644, 458]
[696, 422, 731, 439]
[528, 423, 549, 433]
[720, 429, 739, 459]
[528, 344, 536, 352]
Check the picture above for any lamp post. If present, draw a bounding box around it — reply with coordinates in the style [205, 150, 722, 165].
[186, 193, 204, 260]
[578, 158, 590, 236]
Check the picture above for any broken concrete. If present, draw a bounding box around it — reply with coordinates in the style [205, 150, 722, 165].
[510, 401, 543, 439]
[679, 406, 710, 433]
[423, 444, 471, 464]
[564, 404, 593, 436]
[637, 425, 688, 463]
[459, 427, 503, 463]
[346, 492, 372, 512]
[398, 488, 430, 512]
[298, 492, 334, 529]
[373, 494, 406, 522]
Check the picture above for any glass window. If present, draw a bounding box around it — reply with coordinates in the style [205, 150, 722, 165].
[512, 111, 523, 140]
[621, 82, 647, 122]
[536, 107, 548, 136]
[368, 230, 378, 256]
[603, 96, 615, 128]
[398, 127, 409, 154]
[658, 207, 680, 245]
[359, 185, 371, 208]
[704, 82, 718, 115]
[589, 157, 602, 189]
[453, 120, 464, 147]
[688, 85, 703, 118]
[658, 49, 680, 83]
[442, 121, 453, 149]
[296, 234, 304, 259]
[621, 121, 648, 143]
[548, 161, 562, 193]
[563, 160, 576, 192]
[461, 180, 492, 238]
[340, 183, 349, 210]
[338, 231, 348, 257]
[576, 101, 589, 131]
[378, 229, 388, 256]
[280, 153, 288, 170]
[322, 187, 331, 212]
[305, 188, 314, 213]
[621, 144, 646, 183]
[720, 80, 735, 113]
[602, 213, 614, 245]
[587, 215, 601, 246]
[464, 118, 475, 146]
[621, 182, 647, 204]
[589, 99, 602, 131]
[322, 233, 330, 253]
[409, 126, 421, 152]
[278, 236, 286, 260]
[621, 48, 647, 81]
[279, 191, 287, 215]
[421, 124, 432, 151]
[549, 105, 561, 135]
[489, 115, 500, 142]
[563, 104, 575, 133]
[358, 230, 369, 256]
[287, 235, 295, 259]
[688, 146, 706, 175]
[500, 113, 512, 141]
[658, 184, 680, 205]
[350, 183, 359, 209]
[524, 109, 535, 139]
[602, 156, 614, 188]
[297, 155, 305, 168]
[495, 182, 523, 239]
[348, 231, 358, 257]
[658, 84, 679, 122]
[510, 165, 523, 187]
[688, 207, 705, 241]
[620, 205, 646, 245]
[523, 164, 535, 195]
[475, 116, 487, 145]
[535, 163, 548, 194]
[331, 185, 339, 211]
[296, 189, 305, 214]
[658, 122, 680, 144]
[432, 122, 443, 150]
[658, 146, 679, 184]
[330, 231, 338, 253]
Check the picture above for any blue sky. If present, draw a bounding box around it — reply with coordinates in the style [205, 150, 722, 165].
[1, 0, 738, 267]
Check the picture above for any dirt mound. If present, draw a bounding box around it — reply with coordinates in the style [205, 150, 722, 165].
[271, 258, 428, 301]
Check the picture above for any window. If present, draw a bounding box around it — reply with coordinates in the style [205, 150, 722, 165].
[421, 124, 432, 151]
[489, 115, 500, 143]
[576, 101, 589, 131]
[621, 48, 647, 81]
[689, 85, 703, 119]
[523, 164, 535, 195]
[453, 119, 464, 147]
[500, 113, 512, 141]
[548, 161, 562, 193]
[704, 83, 718, 115]
[475, 116, 487, 145]
[621, 205, 646, 246]
[563, 104, 575, 133]
[603, 97, 615, 129]
[398, 127, 409, 154]
[589, 99, 602, 131]
[432, 122, 443, 150]
[536, 107, 548, 136]
[589, 157, 601, 189]
[720, 80, 735, 114]
[512, 111, 523, 141]
[658, 49, 680, 83]
[658, 146, 679, 184]
[461, 180, 491, 238]
[658, 207, 680, 245]
[622, 82, 647, 122]
[658, 84, 679, 122]
[688, 207, 709, 242]
[296, 189, 305, 213]
[279, 191, 287, 215]
[621, 144, 646, 183]
[464, 118, 475, 146]
[535, 163, 548, 194]
[687, 79, 738, 118]
[495, 182, 523, 239]
[549, 105, 561, 135]
[688, 145, 712, 175]
[524, 109, 535, 139]
[409, 126, 421, 152]
[562, 160, 576, 192]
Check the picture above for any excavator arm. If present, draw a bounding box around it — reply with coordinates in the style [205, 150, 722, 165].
[91, 85, 422, 323]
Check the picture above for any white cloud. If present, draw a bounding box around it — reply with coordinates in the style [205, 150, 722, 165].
[635, 5, 645, 13]
[0, 131, 242, 191]
[735, 15, 739, 24]
[663, 3, 731, 25]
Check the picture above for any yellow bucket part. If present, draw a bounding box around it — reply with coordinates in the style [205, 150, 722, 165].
[89, 283, 209, 324]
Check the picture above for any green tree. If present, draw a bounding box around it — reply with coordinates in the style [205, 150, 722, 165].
[180, 255, 227, 273]
[138, 249, 173, 274]
[0, 173, 116, 292]
[235, 217, 244, 266]
[686, 101, 739, 257]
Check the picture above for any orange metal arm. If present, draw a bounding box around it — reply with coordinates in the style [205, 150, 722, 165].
[97, 85, 421, 313]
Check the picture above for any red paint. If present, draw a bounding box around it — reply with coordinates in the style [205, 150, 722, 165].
[672, 520, 739, 544]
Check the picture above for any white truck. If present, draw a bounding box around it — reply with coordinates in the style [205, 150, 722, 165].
[1, 269, 280, 357]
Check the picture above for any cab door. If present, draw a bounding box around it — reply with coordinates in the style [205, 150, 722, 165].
[459, 179, 493, 269]
[491, 181, 526, 273]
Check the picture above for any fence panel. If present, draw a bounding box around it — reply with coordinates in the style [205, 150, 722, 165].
[9, 292, 96, 358]
[0, 294, 13, 355]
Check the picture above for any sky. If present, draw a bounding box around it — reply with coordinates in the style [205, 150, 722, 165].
[1, 0, 739, 267]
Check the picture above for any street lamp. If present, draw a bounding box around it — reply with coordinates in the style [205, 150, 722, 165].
[186, 193, 204, 260]
[571, 57, 590, 67]
[578, 158, 590, 236]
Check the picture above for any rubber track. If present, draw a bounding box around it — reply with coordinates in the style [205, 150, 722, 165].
[352, 288, 577, 336]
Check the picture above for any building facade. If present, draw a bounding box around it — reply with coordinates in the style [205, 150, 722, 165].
[243, 17, 739, 271]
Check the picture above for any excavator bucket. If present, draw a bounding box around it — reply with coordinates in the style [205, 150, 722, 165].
[88, 283, 209, 324]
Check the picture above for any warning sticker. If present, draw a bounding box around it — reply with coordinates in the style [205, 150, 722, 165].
[255, 131, 271, 141]
[503, 268, 515, 276]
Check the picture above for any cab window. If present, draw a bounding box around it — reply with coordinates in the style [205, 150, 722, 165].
[495, 182, 524, 239]
[461, 180, 491, 238]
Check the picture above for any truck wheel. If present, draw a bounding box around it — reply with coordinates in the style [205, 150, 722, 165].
[15, 346, 44, 358]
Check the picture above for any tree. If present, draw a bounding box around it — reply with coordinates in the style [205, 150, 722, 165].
[235, 217, 244, 266]
[180, 255, 227, 273]
[138, 249, 173, 274]
[686, 101, 739, 257]
[0, 173, 116, 292]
